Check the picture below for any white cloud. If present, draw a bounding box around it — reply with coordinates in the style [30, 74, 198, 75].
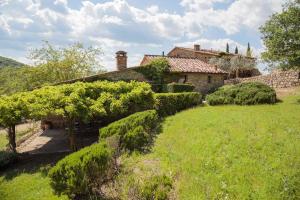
[0, 0, 285, 70]
[181, 0, 284, 34]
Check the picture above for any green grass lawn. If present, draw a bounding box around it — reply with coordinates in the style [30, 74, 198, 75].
[0, 154, 68, 200]
[1, 89, 299, 200]
[126, 89, 300, 199]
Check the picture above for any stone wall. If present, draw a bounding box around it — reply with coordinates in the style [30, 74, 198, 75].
[165, 73, 225, 94]
[225, 70, 300, 88]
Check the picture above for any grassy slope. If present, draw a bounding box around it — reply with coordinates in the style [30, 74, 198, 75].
[0, 154, 68, 200]
[131, 89, 300, 199]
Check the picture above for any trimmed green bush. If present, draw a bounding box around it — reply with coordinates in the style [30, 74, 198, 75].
[164, 83, 195, 93]
[206, 82, 277, 105]
[48, 142, 114, 198]
[154, 92, 202, 116]
[99, 110, 160, 152]
[0, 151, 17, 169]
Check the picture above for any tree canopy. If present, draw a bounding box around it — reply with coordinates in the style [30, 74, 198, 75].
[0, 41, 105, 96]
[260, 0, 300, 69]
[0, 80, 154, 152]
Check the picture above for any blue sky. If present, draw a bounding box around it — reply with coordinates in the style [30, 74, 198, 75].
[0, 0, 284, 71]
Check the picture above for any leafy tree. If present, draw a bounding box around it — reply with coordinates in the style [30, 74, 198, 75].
[260, 0, 300, 69]
[0, 94, 29, 152]
[235, 46, 239, 54]
[29, 41, 105, 83]
[230, 56, 256, 78]
[246, 42, 252, 57]
[0, 42, 105, 96]
[209, 57, 231, 72]
[226, 43, 230, 53]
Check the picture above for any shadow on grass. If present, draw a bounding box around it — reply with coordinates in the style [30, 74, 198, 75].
[0, 152, 69, 181]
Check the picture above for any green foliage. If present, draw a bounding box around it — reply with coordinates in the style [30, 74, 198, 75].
[99, 110, 160, 152]
[0, 56, 24, 68]
[206, 82, 277, 105]
[48, 142, 113, 198]
[0, 41, 105, 96]
[120, 174, 173, 200]
[163, 83, 195, 93]
[0, 80, 154, 151]
[134, 58, 169, 91]
[140, 175, 173, 200]
[0, 151, 17, 169]
[260, 1, 300, 69]
[154, 92, 202, 116]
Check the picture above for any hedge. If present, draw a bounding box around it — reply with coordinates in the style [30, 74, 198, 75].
[154, 92, 202, 116]
[206, 82, 277, 105]
[163, 83, 195, 93]
[99, 110, 160, 152]
[48, 142, 114, 198]
[0, 151, 17, 170]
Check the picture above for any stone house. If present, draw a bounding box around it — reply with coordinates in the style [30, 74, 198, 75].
[62, 50, 227, 95]
[168, 44, 261, 78]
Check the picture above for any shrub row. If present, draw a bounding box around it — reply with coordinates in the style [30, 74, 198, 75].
[99, 110, 160, 152]
[48, 142, 114, 198]
[163, 83, 195, 93]
[154, 92, 202, 116]
[0, 151, 17, 170]
[206, 82, 277, 105]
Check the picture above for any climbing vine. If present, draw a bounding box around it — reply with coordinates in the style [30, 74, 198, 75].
[134, 58, 169, 89]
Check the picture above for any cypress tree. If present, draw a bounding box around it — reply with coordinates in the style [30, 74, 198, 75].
[246, 42, 252, 57]
[226, 43, 229, 53]
[235, 46, 238, 54]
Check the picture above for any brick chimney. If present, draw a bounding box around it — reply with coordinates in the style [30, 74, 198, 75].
[116, 51, 127, 70]
[194, 44, 200, 51]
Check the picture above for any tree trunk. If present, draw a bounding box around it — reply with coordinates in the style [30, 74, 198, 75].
[236, 68, 239, 78]
[67, 119, 77, 152]
[8, 125, 16, 152]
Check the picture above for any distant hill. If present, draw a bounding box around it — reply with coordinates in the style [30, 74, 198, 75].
[0, 56, 25, 68]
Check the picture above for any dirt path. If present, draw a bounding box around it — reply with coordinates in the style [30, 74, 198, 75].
[17, 129, 71, 154]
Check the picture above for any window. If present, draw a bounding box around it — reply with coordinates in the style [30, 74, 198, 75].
[208, 75, 212, 84]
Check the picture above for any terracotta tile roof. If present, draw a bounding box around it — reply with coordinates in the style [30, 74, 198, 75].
[141, 55, 228, 74]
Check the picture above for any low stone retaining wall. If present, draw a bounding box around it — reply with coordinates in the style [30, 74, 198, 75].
[225, 70, 300, 88]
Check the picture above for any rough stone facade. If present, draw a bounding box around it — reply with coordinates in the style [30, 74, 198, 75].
[225, 70, 300, 88]
[165, 73, 225, 94]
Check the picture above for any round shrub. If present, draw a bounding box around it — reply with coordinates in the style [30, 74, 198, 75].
[48, 142, 114, 198]
[99, 110, 160, 152]
[206, 82, 277, 105]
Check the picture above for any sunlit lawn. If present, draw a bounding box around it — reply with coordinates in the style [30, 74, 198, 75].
[129, 88, 300, 199]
